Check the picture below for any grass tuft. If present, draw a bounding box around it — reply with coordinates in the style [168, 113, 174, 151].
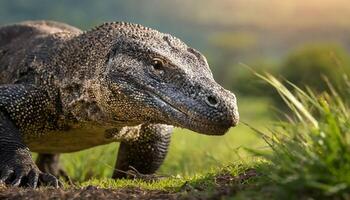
[251, 72, 350, 199]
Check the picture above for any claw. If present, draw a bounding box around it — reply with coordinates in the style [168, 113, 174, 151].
[0, 169, 14, 183]
[27, 170, 39, 188]
[11, 169, 25, 187]
[11, 176, 22, 187]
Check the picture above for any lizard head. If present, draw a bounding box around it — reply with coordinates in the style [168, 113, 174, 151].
[93, 22, 239, 135]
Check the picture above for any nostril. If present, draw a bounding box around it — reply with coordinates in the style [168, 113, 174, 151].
[205, 95, 219, 107]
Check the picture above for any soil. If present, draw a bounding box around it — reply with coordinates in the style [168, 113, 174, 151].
[0, 169, 257, 200]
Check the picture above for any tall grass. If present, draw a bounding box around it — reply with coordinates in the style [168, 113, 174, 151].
[252, 72, 350, 199]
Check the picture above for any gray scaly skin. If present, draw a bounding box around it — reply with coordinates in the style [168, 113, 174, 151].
[0, 20, 239, 188]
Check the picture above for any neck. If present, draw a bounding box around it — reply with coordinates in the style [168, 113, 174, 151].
[50, 23, 135, 123]
[51, 29, 116, 123]
[55, 33, 110, 79]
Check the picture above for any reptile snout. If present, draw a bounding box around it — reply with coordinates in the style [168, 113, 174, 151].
[202, 88, 239, 134]
[222, 92, 239, 127]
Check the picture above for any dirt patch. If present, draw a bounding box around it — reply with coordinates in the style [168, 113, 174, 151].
[0, 169, 257, 200]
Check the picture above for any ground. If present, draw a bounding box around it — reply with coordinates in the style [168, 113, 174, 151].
[0, 169, 258, 200]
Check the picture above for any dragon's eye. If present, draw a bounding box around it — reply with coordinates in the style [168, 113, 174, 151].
[151, 58, 165, 70]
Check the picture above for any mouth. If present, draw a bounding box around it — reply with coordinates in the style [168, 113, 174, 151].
[146, 90, 189, 118]
[146, 90, 235, 135]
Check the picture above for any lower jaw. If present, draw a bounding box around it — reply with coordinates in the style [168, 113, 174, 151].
[151, 99, 232, 135]
[171, 119, 230, 135]
[193, 127, 229, 135]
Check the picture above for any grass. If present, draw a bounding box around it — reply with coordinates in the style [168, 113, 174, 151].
[77, 161, 257, 191]
[243, 73, 350, 199]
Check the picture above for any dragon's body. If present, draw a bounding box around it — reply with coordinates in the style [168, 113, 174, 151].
[0, 21, 238, 187]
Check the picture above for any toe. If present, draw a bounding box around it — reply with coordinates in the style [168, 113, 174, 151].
[11, 174, 23, 187]
[39, 173, 59, 188]
[0, 168, 14, 184]
[27, 170, 39, 188]
[11, 169, 26, 187]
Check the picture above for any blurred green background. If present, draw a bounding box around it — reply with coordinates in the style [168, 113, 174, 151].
[2, 0, 350, 181]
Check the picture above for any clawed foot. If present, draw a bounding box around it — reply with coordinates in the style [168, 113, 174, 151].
[0, 149, 61, 188]
[114, 166, 168, 181]
[36, 153, 73, 186]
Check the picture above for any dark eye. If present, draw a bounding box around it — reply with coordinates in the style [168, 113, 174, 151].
[151, 58, 165, 70]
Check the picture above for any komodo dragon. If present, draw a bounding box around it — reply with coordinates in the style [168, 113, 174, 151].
[0, 20, 239, 188]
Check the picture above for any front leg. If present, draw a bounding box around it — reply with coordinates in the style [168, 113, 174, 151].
[0, 84, 62, 187]
[112, 124, 173, 179]
[0, 111, 59, 188]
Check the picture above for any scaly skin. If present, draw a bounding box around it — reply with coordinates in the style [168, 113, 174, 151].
[0, 20, 239, 187]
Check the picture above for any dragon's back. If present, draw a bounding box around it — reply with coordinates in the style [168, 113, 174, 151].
[0, 20, 82, 84]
